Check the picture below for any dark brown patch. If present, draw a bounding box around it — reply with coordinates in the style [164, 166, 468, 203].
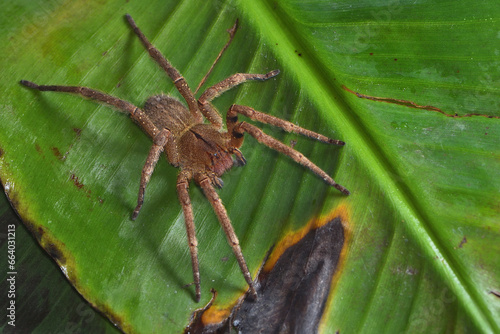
[68, 172, 103, 204]
[232, 217, 344, 333]
[185, 290, 219, 334]
[187, 205, 350, 333]
[343, 85, 500, 119]
[73, 127, 82, 137]
[0, 147, 4, 158]
[35, 144, 43, 155]
[458, 236, 467, 248]
[34, 226, 45, 242]
[51, 146, 66, 160]
[70, 173, 84, 189]
[489, 291, 500, 298]
[45, 242, 67, 266]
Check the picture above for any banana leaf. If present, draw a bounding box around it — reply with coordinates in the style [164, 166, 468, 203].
[0, 0, 498, 333]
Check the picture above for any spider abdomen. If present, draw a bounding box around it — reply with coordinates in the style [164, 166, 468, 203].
[144, 95, 193, 135]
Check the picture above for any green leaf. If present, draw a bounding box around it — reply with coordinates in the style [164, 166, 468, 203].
[1, 0, 498, 333]
[0, 189, 118, 333]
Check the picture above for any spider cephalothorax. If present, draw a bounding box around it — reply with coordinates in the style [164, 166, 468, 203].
[20, 14, 349, 302]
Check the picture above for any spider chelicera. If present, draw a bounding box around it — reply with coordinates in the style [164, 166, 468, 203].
[20, 14, 349, 302]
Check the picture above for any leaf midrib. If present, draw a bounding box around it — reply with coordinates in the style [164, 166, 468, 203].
[239, 0, 498, 332]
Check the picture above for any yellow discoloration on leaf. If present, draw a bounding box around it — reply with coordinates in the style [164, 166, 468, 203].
[263, 202, 350, 273]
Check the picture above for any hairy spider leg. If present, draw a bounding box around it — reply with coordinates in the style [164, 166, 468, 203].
[18, 80, 160, 139]
[196, 174, 258, 300]
[17, 81, 180, 218]
[194, 19, 239, 95]
[176, 170, 201, 302]
[229, 104, 345, 145]
[125, 14, 203, 124]
[198, 71, 280, 129]
[227, 105, 350, 195]
[132, 129, 171, 220]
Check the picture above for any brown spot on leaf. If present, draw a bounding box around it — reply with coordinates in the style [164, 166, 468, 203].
[68, 172, 104, 204]
[343, 85, 500, 118]
[185, 290, 221, 334]
[233, 217, 345, 333]
[17, 213, 77, 283]
[458, 236, 467, 248]
[263, 203, 349, 272]
[35, 144, 43, 155]
[34, 226, 45, 241]
[190, 203, 351, 333]
[0, 147, 4, 157]
[70, 173, 84, 189]
[27, 224, 69, 267]
[45, 242, 67, 266]
[343, 85, 441, 112]
[51, 146, 66, 160]
[73, 127, 82, 137]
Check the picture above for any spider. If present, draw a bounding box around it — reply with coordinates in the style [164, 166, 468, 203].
[20, 14, 349, 302]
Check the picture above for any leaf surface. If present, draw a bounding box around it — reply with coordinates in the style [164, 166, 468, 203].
[0, 0, 498, 333]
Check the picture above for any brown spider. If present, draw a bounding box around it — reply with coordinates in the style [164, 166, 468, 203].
[20, 14, 349, 302]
